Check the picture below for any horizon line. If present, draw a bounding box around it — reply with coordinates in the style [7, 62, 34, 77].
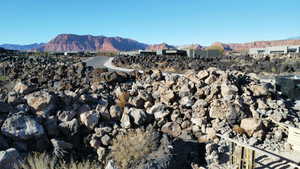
[0, 33, 299, 46]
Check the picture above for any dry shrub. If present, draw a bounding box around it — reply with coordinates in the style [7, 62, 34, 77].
[111, 129, 159, 169]
[116, 91, 129, 110]
[232, 125, 245, 135]
[61, 160, 99, 169]
[0, 75, 8, 81]
[20, 153, 54, 169]
[92, 68, 108, 77]
[91, 68, 109, 84]
[20, 152, 100, 169]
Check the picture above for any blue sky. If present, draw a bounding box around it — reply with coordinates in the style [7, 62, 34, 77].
[0, 0, 299, 45]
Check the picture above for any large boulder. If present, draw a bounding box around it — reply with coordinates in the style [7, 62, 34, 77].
[179, 96, 194, 108]
[96, 101, 110, 120]
[25, 91, 56, 116]
[192, 99, 208, 117]
[105, 72, 122, 83]
[160, 90, 175, 105]
[178, 84, 193, 97]
[1, 114, 45, 140]
[250, 84, 268, 96]
[226, 103, 243, 124]
[73, 62, 86, 75]
[161, 122, 182, 137]
[97, 146, 107, 161]
[120, 113, 131, 129]
[150, 69, 163, 81]
[148, 103, 169, 120]
[58, 110, 77, 122]
[0, 148, 20, 169]
[80, 110, 100, 129]
[184, 70, 199, 83]
[110, 105, 122, 119]
[128, 108, 148, 126]
[14, 81, 31, 94]
[240, 118, 263, 136]
[221, 83, 238, 97]
[197, 70, 210, 80]
[209, 100, 227, 119]
[96, 72, 128, 84]
[129, 95, 145, 109]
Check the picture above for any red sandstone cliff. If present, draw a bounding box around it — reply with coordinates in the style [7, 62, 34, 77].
[40, 34, 148, 52]
[146, 43, 176, 51]
[221, 40, 300, 51]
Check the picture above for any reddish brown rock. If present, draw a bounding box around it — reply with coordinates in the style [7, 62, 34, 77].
[40, 34, 148, 52]
[212, 39, 300, 51]
[146, 43, 176, 51]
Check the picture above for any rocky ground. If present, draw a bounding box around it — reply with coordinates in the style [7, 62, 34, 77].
[0, 55, 300, 169]
[112, 54, 300, 75]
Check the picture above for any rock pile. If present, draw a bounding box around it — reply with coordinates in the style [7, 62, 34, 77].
[113, 54, 300, 74]
[0, 56, 299, 169]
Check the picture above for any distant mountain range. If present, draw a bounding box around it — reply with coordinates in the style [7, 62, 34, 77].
[0, 43, 45, 51]
[177, 44, 203, 50]
[1, 34, 300, 52]
[287, 36, 300, 40]
[225, 39, 300, 51]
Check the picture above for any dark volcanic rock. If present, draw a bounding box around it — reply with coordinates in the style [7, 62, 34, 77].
[25, 91, 56, 117]
[113, 54, 300, 74]
[58, 119, 81, 137]
[131, 135, 204, 169]
[0, 102, 11, 113]
[0, 148, 20, 169]
[1, 54, 299, 169]
[0, 136, 9, 151]
[1, 114, 45, 140]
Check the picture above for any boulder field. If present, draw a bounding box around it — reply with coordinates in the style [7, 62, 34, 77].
[113, 54, 300, 74]
[0, 56, 299, 169]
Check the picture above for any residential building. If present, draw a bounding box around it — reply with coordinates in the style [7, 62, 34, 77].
[184, 49, 222, 58]
[156, 49, 187, 56]
[119, 51, 140, 56]
[139, 50, 156, 56]
[164, 49, 187, 56]
[185, 49, 201, 58]
[249, 45, 300, 55]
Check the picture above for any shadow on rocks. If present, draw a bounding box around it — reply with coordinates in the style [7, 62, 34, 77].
[129, 135, 206, 169]
[171, 139, 206, 169]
